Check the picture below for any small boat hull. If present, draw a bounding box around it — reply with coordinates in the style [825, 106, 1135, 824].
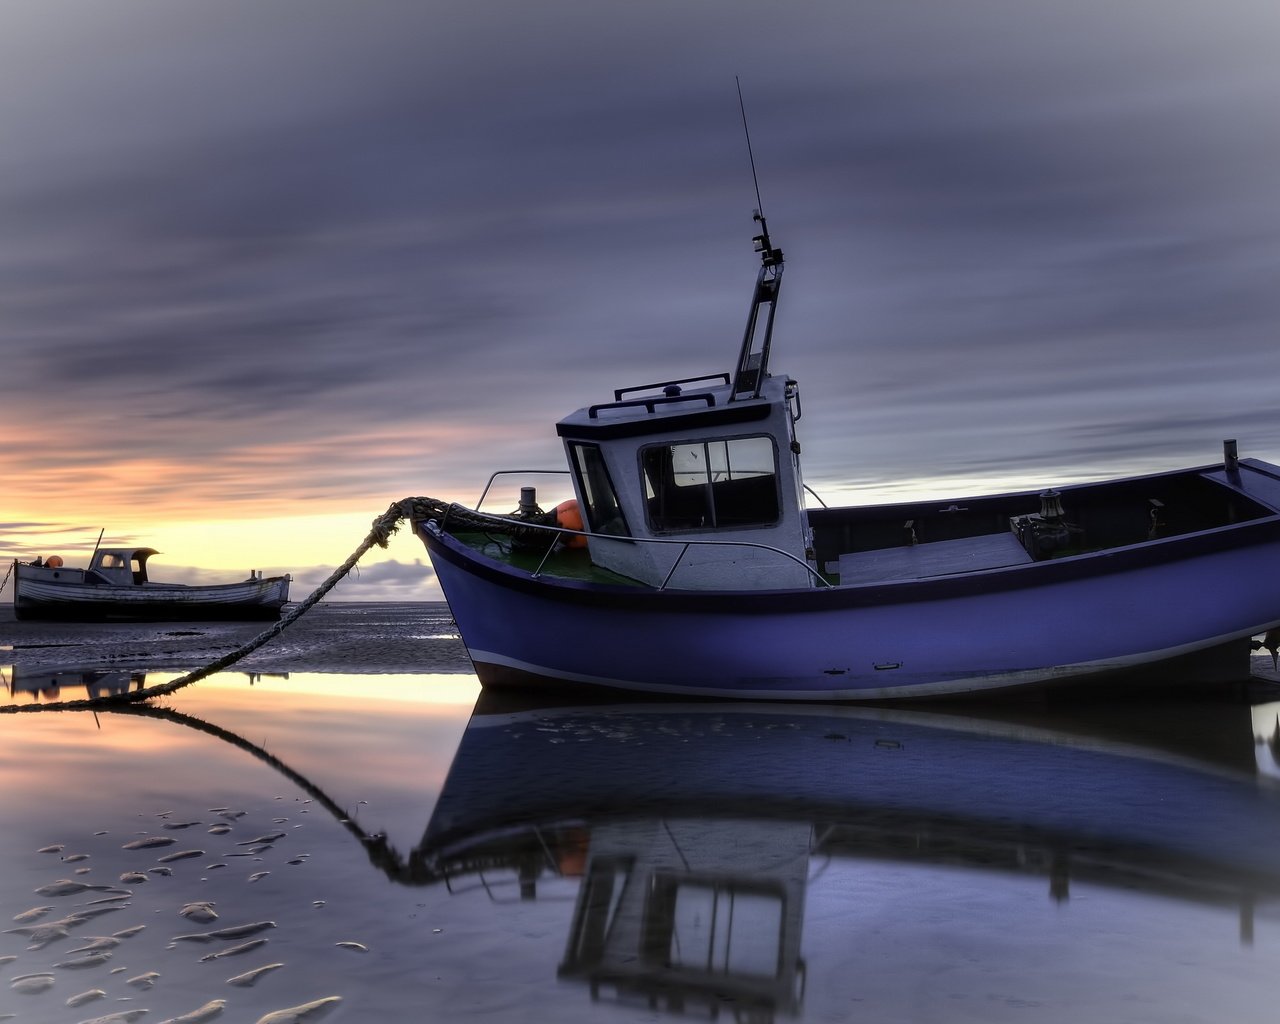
[418, 511, 1280, 701]
[12, 565, 290, 622]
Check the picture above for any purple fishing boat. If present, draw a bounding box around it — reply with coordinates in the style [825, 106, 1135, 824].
[408, 212, 1280, 700]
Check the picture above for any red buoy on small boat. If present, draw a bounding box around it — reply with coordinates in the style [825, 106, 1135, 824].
[45, 555, 64, 568]
[553, 500, 588, 548]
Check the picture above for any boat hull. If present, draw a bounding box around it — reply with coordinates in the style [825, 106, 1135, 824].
[418, 516, 1280, 700]
[12, 567, 291, 622]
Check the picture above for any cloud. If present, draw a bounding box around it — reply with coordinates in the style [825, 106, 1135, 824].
[3, 0, 1280, 583]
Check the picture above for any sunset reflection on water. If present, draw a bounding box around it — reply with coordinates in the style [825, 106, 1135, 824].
[2, 658, 1279, 1022]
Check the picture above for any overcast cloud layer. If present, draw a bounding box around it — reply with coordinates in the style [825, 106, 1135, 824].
[3, 1, 1280, 598]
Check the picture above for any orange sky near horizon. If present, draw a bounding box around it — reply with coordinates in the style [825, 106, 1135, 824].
[6, 1, 1280, 605]
[1, 418, 573, 602]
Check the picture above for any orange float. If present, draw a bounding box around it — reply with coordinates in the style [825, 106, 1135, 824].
[553, 500, 588, 548]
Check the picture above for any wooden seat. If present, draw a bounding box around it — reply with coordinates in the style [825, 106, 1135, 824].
[837, 532, 1033, 584]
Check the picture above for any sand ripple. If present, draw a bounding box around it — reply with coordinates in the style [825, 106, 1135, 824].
[159, 998, 227, 1023]
[254, 996, 342, 1023]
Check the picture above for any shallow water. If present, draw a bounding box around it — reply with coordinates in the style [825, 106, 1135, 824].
[2, 603, 1280, 1022]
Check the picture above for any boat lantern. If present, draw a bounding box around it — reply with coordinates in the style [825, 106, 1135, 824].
[46, 555, 64, 568]
[1038, 489, 1065, 521]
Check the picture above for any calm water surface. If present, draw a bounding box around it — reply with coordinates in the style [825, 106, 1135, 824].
[2, 603, 1280, 1022]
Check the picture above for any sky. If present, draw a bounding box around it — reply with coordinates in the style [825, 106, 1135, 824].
[3, 0, 1280, 602]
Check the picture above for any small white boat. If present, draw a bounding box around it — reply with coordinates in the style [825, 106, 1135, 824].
[407, 212, 1280, 700]
[10, 546, 290, 622]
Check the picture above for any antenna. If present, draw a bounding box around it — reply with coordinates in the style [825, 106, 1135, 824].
[736, 76, 765, 220]
[730, 78, 785, 400]
[733, 77, 781, 268]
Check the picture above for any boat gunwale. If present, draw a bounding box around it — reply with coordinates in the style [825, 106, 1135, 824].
[418, 499, 1280, 614]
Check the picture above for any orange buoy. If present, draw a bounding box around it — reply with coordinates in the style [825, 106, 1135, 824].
[553, 500, 588, 548]
[45, 555, 64, 568]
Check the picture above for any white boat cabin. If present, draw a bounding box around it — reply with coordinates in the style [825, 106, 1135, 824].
[554, 213, 817, 590]
[18, 547, 156, 588]
[555, 373, 814, 590]
[27, 547, 159, 586]
[88, 547, 159, 586]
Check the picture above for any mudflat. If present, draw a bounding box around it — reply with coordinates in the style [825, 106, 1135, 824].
[0, 601, 469, 675]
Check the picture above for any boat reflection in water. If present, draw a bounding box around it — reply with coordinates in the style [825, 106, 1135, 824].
[4, 666, 151, 701]
[2, 666, 285, 702]
[412, 693, 1280, 1021]
[7, 670, 1278, 1021]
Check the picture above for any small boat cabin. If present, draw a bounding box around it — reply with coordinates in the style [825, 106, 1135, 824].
[25, 547, 159, 587]
[555, 373, 814, 589]
[88, 547, 158, 586]
[554, 213, 816, 590]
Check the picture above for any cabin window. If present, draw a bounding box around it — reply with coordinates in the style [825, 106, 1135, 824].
[99, 554, 125, 569]
[563, 857, 634, 969]
[642, 435, 780, 532]
[569, 442, 631, 537]
[653, 879, 784, 978]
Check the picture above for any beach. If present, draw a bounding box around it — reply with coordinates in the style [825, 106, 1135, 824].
[3, 604, 1280, 1022]
[0, 601, 472, 678]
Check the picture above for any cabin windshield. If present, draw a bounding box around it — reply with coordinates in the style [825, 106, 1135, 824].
[569, 442, 631, 537]
[641, 435, 780, 532]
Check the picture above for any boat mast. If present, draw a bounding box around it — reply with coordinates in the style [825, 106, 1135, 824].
[730, 211, 784, 400]
[730, 80, 784, 401]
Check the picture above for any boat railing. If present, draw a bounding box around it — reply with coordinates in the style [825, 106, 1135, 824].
[613, 372, 730, 402]
[588, 391, 716, 419]
[474, 469, 572, 513]
[428, 503, 832, 590]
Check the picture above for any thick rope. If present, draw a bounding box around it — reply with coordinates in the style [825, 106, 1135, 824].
[1, 495, 568, 714]
[1, 501, 411, 713]
[105, 702, 433, 883]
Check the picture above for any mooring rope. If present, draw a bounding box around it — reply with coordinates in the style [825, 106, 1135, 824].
[1, 500, 415, 714]
[2, 493, 572, 714]
[104, 701, 438, 883]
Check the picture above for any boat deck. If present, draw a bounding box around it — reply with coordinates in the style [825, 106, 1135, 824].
[837, 532, 1033, 584]
[452, 532, 646, 587]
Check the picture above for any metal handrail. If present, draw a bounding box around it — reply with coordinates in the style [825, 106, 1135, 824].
[587, 391, 715, 419]
[474, 469, 571, 512]
[428, 504, 832, 589]
[614, 372, 730, 402]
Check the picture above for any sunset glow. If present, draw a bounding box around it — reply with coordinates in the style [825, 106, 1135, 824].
[4, 1, 1280, 604]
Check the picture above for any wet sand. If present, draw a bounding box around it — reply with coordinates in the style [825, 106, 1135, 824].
[4, 606, 1280, 1021]
[0, 601, 473, 676]
[0, 671, 480, 1022]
